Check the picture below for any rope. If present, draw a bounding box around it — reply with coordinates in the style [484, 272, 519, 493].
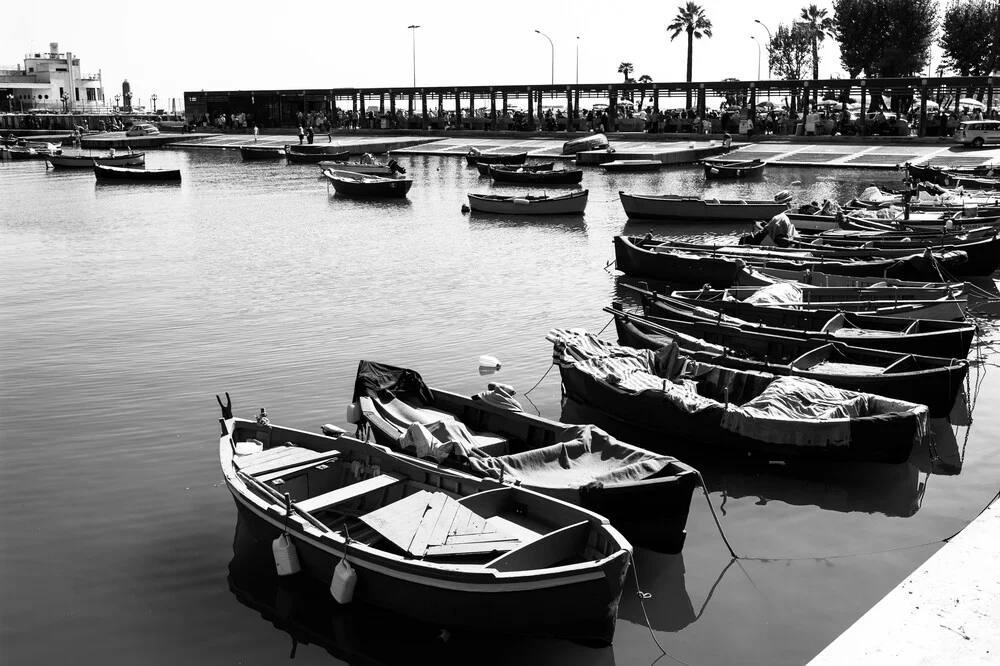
[629, 553, 690, 665]
[695, 470, 739, 559]
[522, 364, 553, 396]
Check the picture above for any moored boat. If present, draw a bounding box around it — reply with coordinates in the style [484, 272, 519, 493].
[318, 158, 406, 176]
[619, 191, 790, 221]
[240, 145, 285, 160]
[348, 360, 698, 553]
[490, 166, 584, 185]
[465, 150, 528, 166]
[601, 159, 662, 172]
[285, 145, 350, 163]
[219, 403, 632, 644]
[476, 161, 553, 176]
[563, 133, 609, 154]
[48, 151, 146, 168]
[93, 163, 181, 181]
[468, 189, 588, 215]
[322, 168, 413, 198]
[548, 329, 928, 463]
[702, 158, 765, 179]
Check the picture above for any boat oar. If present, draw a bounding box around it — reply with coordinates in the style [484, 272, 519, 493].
[236, 470, 335, 535]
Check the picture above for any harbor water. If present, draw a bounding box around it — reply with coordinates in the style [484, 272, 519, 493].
[2, 147, 998, 665]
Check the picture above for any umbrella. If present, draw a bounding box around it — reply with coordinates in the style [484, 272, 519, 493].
[847, 103, 862, 111]
[958, 98, 985, 109]
[756, 101, 776, 110]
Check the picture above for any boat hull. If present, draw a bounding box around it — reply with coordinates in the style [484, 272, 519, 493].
[563, 134, 608, 154]
[490, 168, 584, 184]
[285, 146, 350, 163]
[465, 152, 528, 166]
[620, 192, 788, 221]
[48, 153, 146, 168]
[703, 159, 765, 179]
[240, 146, 284, 160]
[323, 169, 413, 198]
[468, 190, 588, 215]
[93, 164, 181, 181]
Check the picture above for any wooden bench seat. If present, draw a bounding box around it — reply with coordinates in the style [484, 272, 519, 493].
[486, 521, 590, 572]
[237, 446, 340, 477]
[296, 472, 405, 514]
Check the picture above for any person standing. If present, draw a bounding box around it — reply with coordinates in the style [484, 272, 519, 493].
[306, 126, 314, 144]
[297, 126, 305, 145]
[253, 125, 259, 142]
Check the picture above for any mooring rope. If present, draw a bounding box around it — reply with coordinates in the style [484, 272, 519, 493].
[630, 554, 691, 665]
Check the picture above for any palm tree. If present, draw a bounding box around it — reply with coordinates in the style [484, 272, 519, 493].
[667, 2, 713, 108]
[636, 74, 653, 110]
[617, 62, 634, 83]
[799, 4, 835, 80]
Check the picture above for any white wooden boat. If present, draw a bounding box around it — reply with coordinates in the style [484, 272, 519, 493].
[620, 192, 789, 221]
[317, 158, 406, 176]
[563, 133, 608, 154]
[601, 160, 662, 172]
[218, 405, 632, 644]
[48, 151, 146, 168]
[468, 190, 588, 215]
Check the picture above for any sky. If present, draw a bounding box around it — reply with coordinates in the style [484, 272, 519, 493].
[3, 1, 946, 111]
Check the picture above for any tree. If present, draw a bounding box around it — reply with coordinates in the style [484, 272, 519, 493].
[799, 4, 836, 80]
[833, 0, 938, 77]
[635, 74, 653, 110]
[617, 62, 634, 82]
[939, 0, 1000, 78]
[667, 2, 713, 108]
[769, 23, 813, 81]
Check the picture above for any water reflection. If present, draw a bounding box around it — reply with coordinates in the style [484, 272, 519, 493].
[467, 212, 588, 234]
[617, 550, 698, 632]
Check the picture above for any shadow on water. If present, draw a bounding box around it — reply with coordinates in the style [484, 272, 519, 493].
[466, 211, 588, 233]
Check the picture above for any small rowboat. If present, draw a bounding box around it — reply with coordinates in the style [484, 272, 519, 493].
[489, 166, 584, 185]
[468, 190, 588, 215]
[219, 403, 632, 644]
[322, 168, 413, 198]
[563, 133, 609, 154]
[619, 192, 789, 221]
[240, 146, 284, 160]
[702, 158, 765, 179]
[48, 152, 146, 168]
[465, 151, 528, 166]
[349, 360, 697, 553]
[318, 158, 406, 176]
[601, 160, 662, 172]
[94, 164, 181, 181]
[285, 145, 350, 163]
[476, 161, 553, 176]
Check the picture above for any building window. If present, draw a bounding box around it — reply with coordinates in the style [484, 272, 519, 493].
[75, 88, 80, 101]
[87, 88, 96, 101]
[60, 87, 64, 97]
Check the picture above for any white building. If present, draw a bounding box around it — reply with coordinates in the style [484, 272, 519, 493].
[0, 43, 105, 112]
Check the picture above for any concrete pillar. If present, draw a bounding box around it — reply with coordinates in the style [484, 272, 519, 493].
[919, 82, 928, 137]
[421, 90, 427, 125]
[490, 87, 496, 129]
[566, 87, 573, 130]
[454, 88, 460, 127]
[352, 92, 357, 115]
[987, 80, 994, 118]
[389, 91, 396, 116]
[469, 91, 475, 129]
[379, 93, 384, 115]
[609, 88, 618, 130]
[527, 86, 534, 130]
[652, 85, 659, 114]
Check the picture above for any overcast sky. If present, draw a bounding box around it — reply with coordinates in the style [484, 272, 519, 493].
[4, 1, 943, 110]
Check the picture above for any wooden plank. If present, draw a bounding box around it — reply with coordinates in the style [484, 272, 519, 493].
[427, 496, 462, 547]
[361, 490, 433, 552]
[486, 521, 590, 572]
[424, 539, 519, 557]
[296, 472, 404, 513]
[241, 447, 338, 477]
[254, 452, 341, 483]
[408, 492, 448, 556]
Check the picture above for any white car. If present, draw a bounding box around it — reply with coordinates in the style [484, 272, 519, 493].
[125, 123, 160, 137]
[955, 120, 1000, 148]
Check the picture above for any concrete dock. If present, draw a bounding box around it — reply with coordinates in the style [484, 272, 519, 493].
[807, 497, 1000, 666]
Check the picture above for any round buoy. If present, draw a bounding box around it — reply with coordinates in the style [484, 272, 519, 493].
[273, 534, 301, 576]
[461, 204, 470, 213]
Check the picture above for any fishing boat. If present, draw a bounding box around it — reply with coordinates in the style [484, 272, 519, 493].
[322, 169, 413, 198]
[607, 307, 968, 418]
[93, 164, 181, 182]
[48, 151, 146, 168]
[240, 145, 285, 160]
[468, 190, 588, 215]
[476, 161, 553, 176]
[347, 360, 698, 553]
[218, 401, 632, 644]
[465, 150, 528, 166]
[563, 133, 609, 154]
[612, 235, 961, 286]
[5, 142, 62, 160]
[639, 290, 975, 359]
[285, 145, 350, 164]
[734, 264, 966, 294]
[907, 163, 1000, 189]
[601, 160, 662, 172]
[702, 158, 765, 179]
[619, 192, 790, 221]
[548, 329, 928, 463]
[319, 158, 407, 176]
[490, 166, 584, 185]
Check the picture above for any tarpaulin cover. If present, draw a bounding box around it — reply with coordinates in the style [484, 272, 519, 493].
[744, 282, 803, 305]
[353, 360, 434, 405]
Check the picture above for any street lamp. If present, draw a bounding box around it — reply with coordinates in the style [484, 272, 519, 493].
[407, 25, 420, 88]
[150, 94, 157, 114]
[124, 91, 132, 113]
[114, 93, 120, 111]
[535, 30, 554, 85]
[575, 36, 579, 87]
[754, 19, 773, 80]
[751, 36, 761, 81]
[6, 94, 13, 113]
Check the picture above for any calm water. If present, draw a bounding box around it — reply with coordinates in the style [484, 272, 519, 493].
[2, 146, 998, 666]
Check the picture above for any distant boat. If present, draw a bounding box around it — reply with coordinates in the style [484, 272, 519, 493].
[94, 163, 181, 182]
[322, 168, 413, 198]
[465, 151, 528, 166]
[702, 158, 765, 179]
[318, 158, 406, 176]
[285, 145, 350, 163]
[240, 146, 284, 160]
[48, 152, 146, 168]
[563, 133, 609, 154]
[601, 159, 662, 172]
[619, 192, 790, 221]
[489, 166, 584, 185]
[468, 190, 588, 215]
[476, 161, 553, 176]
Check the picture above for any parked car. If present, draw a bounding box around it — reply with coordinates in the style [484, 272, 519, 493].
[125, 123, 160, 137]
[955, 120, 1000, 148]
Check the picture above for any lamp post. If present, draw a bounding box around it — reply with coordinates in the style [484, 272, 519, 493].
[751, 36, 761, 81]
[114, 94, 120, 112]
[6, 94, 13, 113]
[754, 19, 772, 80]
[407, 25, 420, 88]
[150, 94, 157, 114]
[575, 36, 579, 87]
[535, 30, 554, 85]
[124, 91, 132, 113]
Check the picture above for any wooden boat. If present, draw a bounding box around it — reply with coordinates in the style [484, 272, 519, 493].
[601, 160, 662, 172]
[93, 164, 181, 181]
[639, 290, 975, 359]
[476, 161, 553, 176]
[348, 360, 698, 553]
[48, 151, 146, 168]
[907, 163, 1000, 190]
[5, 142, 62, 159]
[285, 145, 350, 163]
[607, 307, 968, 418]
[612, 235, 961, 286]
[490, 166, 584, 185]
[702, 158, 765, 179]
[563, 133, 608, 154]
[734, 264, 966, 293]
[548, 328, 928, 463]
[468, 190, 588, 215]
[465, 151, 528, 166]
[322, 169, 413, 198]
[619, 192, 789, 221]
[219, 404, 632, 644]
[319, 158, 407, 176]
[240, 145, 285, 160]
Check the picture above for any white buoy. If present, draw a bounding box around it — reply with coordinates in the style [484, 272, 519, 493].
[330, 557, 357, 603]
[345, 402, 362, 424]
[272, 533, 301, 576]
[321, 423, 346, 437]
[479, 355, 501, 370]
